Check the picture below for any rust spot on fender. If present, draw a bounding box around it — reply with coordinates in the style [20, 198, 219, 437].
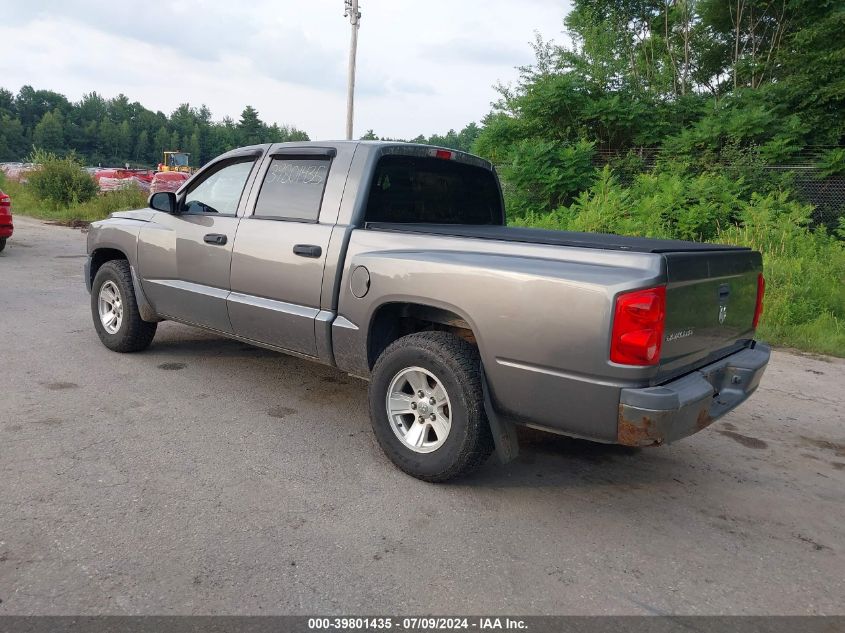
[617, 406, 664, 447]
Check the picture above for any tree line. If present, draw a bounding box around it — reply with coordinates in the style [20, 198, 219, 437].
[472, 0, 843, 172]
[0, 84, 486, 168]
[0, 87, 309, 167]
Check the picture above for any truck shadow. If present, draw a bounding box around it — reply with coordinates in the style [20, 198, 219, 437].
[461, 428, 665, 488]
[147, 331, 282, 360]
[144, 325, 684, 490]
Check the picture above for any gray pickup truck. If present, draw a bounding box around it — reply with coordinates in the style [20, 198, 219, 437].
[85, 141, 770, 481]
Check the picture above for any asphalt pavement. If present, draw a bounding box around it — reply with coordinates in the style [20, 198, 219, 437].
[1, 216, 843, 615]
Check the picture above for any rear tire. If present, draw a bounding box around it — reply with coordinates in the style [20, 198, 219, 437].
[369, 331, 494, 482]
[91, 260, 157, 352]
[0, 237, 6, 252]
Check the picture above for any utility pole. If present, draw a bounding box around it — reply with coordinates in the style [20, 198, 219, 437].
[344, 0, 361, 140]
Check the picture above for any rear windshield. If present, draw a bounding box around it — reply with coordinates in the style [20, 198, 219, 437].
[364, 155, 502, 225]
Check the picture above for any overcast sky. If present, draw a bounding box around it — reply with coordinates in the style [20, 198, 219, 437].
[0, 0, 571, 140]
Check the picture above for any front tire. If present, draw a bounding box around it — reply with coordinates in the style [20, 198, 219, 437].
[91, 260, 157, 352]
[369, 332, 494, 482]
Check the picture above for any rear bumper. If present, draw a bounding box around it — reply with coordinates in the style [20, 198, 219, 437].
[617, 343, 770, 446]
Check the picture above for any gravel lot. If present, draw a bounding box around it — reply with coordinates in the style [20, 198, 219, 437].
[1, 216, 843, 615]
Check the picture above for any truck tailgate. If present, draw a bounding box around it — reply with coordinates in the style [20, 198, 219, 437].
[658, 250, 762, 382]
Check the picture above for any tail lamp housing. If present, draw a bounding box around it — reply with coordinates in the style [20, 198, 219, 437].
[752, 273, 765, 329]
[610, 286, 667, 366]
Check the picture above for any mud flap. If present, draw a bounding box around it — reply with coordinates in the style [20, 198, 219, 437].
[481, 368, 519, 464]
[130, 265, 163, 323]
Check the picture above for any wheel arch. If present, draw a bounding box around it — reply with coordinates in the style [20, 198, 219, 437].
[366, 300, 481, 371]
[88, 247, 160, 322]
[88, 247, 128, 290]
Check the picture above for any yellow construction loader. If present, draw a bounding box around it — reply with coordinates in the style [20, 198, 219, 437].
[157, 151, 194, 174]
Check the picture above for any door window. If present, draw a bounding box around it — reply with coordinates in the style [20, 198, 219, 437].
[253, 157, 331, 222]
[183, 159, 255, 215]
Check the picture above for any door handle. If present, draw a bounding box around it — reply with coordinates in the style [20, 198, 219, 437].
[293, 244, 322, 258]
[203, 233, 227, 245]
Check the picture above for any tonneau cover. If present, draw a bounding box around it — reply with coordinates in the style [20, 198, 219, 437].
[364, 223, 749, 254]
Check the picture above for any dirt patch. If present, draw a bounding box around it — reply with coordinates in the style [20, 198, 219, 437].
[32, 418, 62, 426]
[45, 219, 89, 229]
[794, 533, 830, 551]
[716, 429, 768, 450]
[157, 362, 187, 371]
[268, 406, 297, 420]
[42, 381, 78, 390]
[800, 436, 845, 457]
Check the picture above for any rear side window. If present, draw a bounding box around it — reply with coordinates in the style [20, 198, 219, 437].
[253, 157, 331, 222]
[364, 156, 502, 225]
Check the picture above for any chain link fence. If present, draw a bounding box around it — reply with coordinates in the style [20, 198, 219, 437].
[790, 169, 845, 231]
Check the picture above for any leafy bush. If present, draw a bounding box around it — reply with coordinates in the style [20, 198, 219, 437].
[817, 148, 845, 179]
[514, 166, 746, 240]
[26, 149, 98, 208]
[500, 138, 597, 217]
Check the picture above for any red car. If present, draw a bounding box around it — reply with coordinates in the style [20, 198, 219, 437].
[0, 189, 12, 252]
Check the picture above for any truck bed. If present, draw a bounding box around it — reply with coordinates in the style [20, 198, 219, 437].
[364, 220, 761, 386]
[364, 222, 749, 254]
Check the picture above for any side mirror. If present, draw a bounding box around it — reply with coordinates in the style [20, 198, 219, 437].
[148, 191, 178, 214]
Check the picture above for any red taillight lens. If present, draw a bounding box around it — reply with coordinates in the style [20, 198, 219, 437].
[752, 273, 765, 329]
[0, 195, 10, 211]
[434, 149, 453, 160]
[610, 286, 666, 366]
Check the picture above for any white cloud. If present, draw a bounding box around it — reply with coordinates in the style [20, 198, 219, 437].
[0, 0, 571, 139]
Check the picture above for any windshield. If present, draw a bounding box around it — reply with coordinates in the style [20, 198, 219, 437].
[169, 154, 189, 167]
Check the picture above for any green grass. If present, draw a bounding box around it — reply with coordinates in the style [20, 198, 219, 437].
[1, 179, 147, 225]
[716, 202, 845, 357]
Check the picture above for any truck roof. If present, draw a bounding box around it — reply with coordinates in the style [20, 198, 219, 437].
[216, 141, 493, 170]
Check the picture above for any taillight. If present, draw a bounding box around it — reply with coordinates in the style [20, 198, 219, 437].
[0, 195, 10, 211]
[752, 273, 765, 329]
[433, 149, 453, 160]
[610, 286, 666, 366]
